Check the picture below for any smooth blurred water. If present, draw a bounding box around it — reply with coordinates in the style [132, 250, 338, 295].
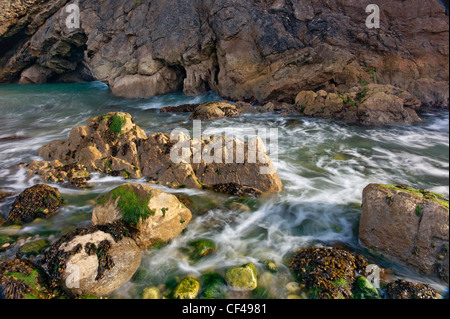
[0, 82, 448, 298]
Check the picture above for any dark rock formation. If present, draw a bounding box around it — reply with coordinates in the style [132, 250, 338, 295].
[0, 0, 448, 108]
[7, 184, 64, 224]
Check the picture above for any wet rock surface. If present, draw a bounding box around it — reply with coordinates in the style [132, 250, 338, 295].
[41, 222, 142, 297]
[92, 183, 193, 249]
[7, 184, 64, 224]
[38, 112, 283, 195]
[359, 184, 449, 282]
[294, 84, 423, 125]
[0, 0, 447, 109]
[289, 247, 368, 299]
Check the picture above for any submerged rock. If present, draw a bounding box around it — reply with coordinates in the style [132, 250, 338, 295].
[352, 276, 380, 299]
[142, 286, 161, 299]
[41, 222, 142, 297]
[92, 183, 192, 249]
[225, 263, 258, 291]
[289, 247, 368, 299]
[359, 184, 449, 282]
[7, 184, 64, 224]
[18, 239, 49, 258]
[0, 259, 50, 299]
[385, 279, 439, 299]
[200, 273, 227, 299]
[186, 239, 217, 261]
[173, 277, 200, 299]
[38, 112, 282, 195]
[0, 190, 14, 203]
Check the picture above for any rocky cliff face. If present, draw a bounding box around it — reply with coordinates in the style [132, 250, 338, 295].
[0, 0, 448, 107]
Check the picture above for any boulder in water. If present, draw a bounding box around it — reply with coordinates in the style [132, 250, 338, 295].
[359, 184, 449, 282]
[42, 222, 142, 298]
[8, 184, 64, 224]
[92, 183, 192, 249]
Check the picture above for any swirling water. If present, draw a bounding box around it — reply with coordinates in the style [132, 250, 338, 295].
[0, 82, 448, 298]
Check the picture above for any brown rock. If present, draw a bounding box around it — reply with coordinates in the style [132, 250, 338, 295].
[1, 0, 446, 108]
[92, 183, 192, 249]
[42, 223, 142, 297]
[359, 184, 449, 282]
[189, 101, 240, 121]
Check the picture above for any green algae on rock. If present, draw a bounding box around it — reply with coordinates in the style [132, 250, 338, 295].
[93, 183, 192, 249]
[352, 276, 380, 299]
[225, 263, 258, 291]
[7, 184, 64, 224]
[360, 184, 449, 282]
[18, 239, 49, 257]
[173, 277, 200, 299]
[187, 239, 217, 261]
[142, 286, 161, 299]
[200, 273, 227, 299]
[0, 259, 50, 299]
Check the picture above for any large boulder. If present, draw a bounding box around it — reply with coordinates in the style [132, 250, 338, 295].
[39, 112, 147, 179]
[42, 222, 142, 297]
[359, 184, 449, 282]
[7, 184, 64, 224]
[38, 113, 283, 195]
[92, 183, 192, 249]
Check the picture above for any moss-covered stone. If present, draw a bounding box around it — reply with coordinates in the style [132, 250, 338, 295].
[142, 286, 160, 299]
[200, 273, 227, 299]
[0, 259, 50, 299]
[173, 277, 200, 299]
[225, 263, 258, 291]
[110, 114, 126, 136]
[352, 276, 380, 299]
[18, 239, 49, 257]
[187, 239, 216, 260]
[382, 184, 449, 210]
[259, 259, 278, 273]
[97, 184, 155, 225]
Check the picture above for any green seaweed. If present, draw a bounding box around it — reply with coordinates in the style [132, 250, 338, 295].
[98, 185, 155, 225]
[382, 184, 449, 210]
[110, 114, 126, 136]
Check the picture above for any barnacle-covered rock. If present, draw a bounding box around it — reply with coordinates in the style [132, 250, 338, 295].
[7, 184, 64, 224]
[0, 259, 50, 299]
[385, 279, 439, 299]
[289, 247, 368, 299]
[41, 222, 141, 297]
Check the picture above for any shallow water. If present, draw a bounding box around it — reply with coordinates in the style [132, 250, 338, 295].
[0, 81, 448, 298]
